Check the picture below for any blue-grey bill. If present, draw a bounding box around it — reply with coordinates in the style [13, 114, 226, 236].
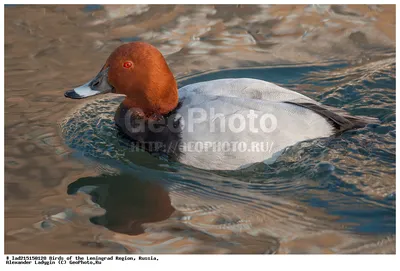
[64, 67, 113, 99]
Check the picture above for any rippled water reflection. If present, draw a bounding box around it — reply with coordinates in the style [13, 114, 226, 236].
[5, 5, 395, 253]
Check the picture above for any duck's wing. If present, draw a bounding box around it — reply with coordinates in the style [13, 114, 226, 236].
[179, 78, 379, 134]
[178, 78, 314, 104]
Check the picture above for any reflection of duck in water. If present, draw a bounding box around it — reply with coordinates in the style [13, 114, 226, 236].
[67, 175, 281, 253]
[67, 175, 175, 235]
[65, 42, 377, 170]
[67, 175, 282, 253]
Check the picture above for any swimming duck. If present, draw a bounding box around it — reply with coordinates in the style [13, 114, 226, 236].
[65, 42, 377, 170]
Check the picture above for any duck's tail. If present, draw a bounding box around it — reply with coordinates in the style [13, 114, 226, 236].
[284, 101, 380, 134]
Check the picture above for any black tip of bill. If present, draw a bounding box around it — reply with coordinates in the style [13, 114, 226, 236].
[64, 90, 84, 99]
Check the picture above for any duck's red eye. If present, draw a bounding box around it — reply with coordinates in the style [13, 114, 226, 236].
[123, 61, 133, 69]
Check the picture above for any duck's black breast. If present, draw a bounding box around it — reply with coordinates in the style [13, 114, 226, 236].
[114, 102, 183, 160]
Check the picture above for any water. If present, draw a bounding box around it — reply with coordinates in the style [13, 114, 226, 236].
[5, 5, 395, 254]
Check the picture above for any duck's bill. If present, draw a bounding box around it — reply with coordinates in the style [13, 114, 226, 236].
[64, 67, 114, 99]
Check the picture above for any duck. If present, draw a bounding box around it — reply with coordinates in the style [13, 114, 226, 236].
[64, 42, 377, 170]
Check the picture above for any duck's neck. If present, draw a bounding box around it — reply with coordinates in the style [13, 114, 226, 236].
[122, 81, 179, 119]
